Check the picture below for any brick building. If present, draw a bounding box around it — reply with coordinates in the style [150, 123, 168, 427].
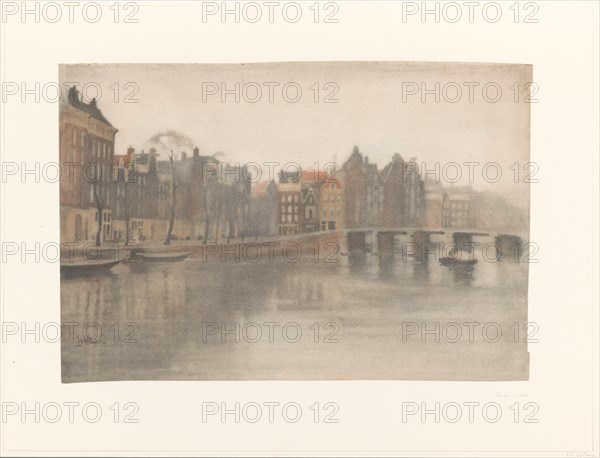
[60, 86, 118, 243]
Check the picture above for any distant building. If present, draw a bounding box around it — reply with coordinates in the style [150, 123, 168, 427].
[380, 154, 424, 228]
[60, 86, 118, 243]
[342, 146, 372, 228]
[319, 174, 344, 231]
[112, 147, 161, 242]
[300, 170, 327, 233]
[159, 146, 252, 242]
[250, 180, 278, 237]
[278, 170, 301, 235]
[442, 186, 475, 228]
[363, 156, 385, 227]
[342, 147, 423, 229]
[472, 190, 528, 234]
[423, 177, 444, 229]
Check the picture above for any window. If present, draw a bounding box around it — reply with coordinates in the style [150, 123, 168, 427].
[287, 195, 292, 203]
[72, 128, 76, 145]
[322, 209, 327, 217]
[330, 209, 334, 217]
[287, 214, 291, 223]
[294, 195, 298, 203]
[281, 195, 285, 202]
[281, 205, 285, 213]
[294, 206, 298, 213]
[293, 214, 298, 222]
[81, 132, 85, 146]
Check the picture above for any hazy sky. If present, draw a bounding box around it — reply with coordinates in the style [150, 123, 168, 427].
[60, 62, 531, 207]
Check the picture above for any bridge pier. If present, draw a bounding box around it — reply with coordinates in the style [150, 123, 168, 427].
[377, 232, 395, 267]
[347, 232, 367, 260]
[495, 234, 523, 261]
[377, 232, 395, 255]
[452, 232, 473, 248]
[412, 231, 431, 262]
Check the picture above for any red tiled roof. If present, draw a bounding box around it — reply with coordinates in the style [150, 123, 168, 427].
[301, 170, 329, 182]
[114, 150, 135, 166]
[321, 175, 343, 190]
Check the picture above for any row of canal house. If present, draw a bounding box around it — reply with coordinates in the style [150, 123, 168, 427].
[275, 169, 345, 236]
[271, 144, 427, 238]
[341, 146, 425, 230]
[60, 88, 522, 244]
[60, 87, 251, 244]
[111, 146, 252, 243]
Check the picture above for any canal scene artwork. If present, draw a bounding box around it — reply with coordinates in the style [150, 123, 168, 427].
[59, 62, 531, 382]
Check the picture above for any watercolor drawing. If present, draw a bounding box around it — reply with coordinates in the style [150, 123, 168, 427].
[59, 62, 531, 382]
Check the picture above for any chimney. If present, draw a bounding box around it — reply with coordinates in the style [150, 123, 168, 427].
[149, 148, 157, 173]
[364, 156, 369, 165]
[89, 98, 97, 109]
[193, 146, 200, 157]
[68, 86, 79, 104]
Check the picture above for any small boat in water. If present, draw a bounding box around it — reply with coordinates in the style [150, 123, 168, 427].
[61, 259, 121, 277]
[136, 251, 191, 263]
[440, 257, 478, 267]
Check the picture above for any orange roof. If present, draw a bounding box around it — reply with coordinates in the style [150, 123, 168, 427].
[321, 175, 343, 190]
[114, 149, 135, 166]
[301, 170, 329, 182]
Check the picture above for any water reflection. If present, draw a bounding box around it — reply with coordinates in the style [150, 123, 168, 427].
[62, 252, 529, 382]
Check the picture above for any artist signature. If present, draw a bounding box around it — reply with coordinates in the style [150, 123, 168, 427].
[75, 336, 105, 346]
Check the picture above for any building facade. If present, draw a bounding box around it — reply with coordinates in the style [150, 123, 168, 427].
[380, 154, 424, 228]
[442, 186, 475, 229]
[278, 170, 302, 235]
[319, 174, 344, 231]
[423, 178, 444, 229]
[249, 180, 278, 237]
[60, 87, 118, 243]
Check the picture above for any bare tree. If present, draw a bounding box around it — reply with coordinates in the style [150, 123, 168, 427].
[164, 147, 177, 246]
[92, 163, 103, 247]
[202, 178, 210, 245]
[123, 162, 137, 247]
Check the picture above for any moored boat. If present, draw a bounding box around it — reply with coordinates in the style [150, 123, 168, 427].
[61, 259, 121, 277]
[440, 257, 478, 267]
[136, 251, 191, 263]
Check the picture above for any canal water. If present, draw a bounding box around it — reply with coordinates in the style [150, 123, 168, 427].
[61, 247, 529, 382]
